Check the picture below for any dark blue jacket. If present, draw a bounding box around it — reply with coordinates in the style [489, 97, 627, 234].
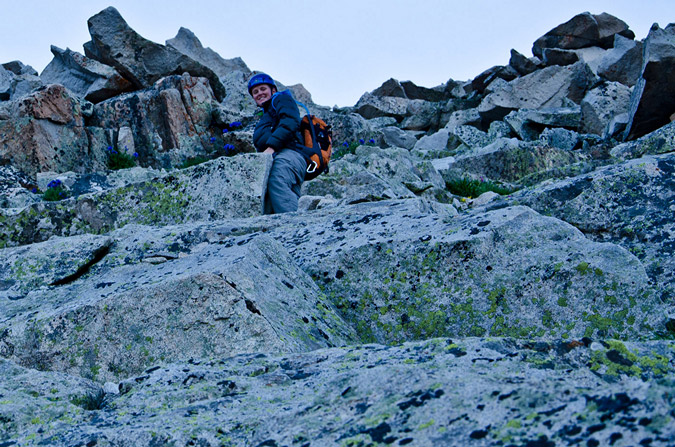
[252, 90, 304, 153]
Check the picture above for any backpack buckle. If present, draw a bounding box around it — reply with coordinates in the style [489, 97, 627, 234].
[306, 161, 318, 174]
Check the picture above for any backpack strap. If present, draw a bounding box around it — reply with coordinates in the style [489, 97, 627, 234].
[268, 90, 294, 118]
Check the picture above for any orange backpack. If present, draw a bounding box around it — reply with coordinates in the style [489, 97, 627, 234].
[298, 108, 332, 180]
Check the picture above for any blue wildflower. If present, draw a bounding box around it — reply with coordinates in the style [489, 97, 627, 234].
[133, 152, 139, 158]
[107, 146, 113, 152]
[47, 179, 62, 188]
[359, 139, 365, 144]
[230, 121, 242, 128]
[210, 137, 216, 143]
[31, 188, 38, 193]
[369, 139, 375, 144]
[223, 129, 229, 134]
[343, 141, 349, 147]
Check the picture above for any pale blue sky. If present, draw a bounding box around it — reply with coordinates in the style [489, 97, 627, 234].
[1, 1, 673, 106]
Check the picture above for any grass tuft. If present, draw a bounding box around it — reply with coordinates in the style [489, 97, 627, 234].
[71, 389, 107, 411]
[446, 177, 515, 198]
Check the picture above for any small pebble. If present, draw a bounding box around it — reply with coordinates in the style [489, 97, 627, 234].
[103, 382, 120, 395]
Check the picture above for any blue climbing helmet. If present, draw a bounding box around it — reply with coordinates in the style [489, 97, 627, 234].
[247, 73, 276, 95]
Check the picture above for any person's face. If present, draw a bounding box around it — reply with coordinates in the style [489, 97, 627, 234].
[251, 84, 275, 106]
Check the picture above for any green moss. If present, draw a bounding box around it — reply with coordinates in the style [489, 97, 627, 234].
[589, 340, 672, 377]
[613, 309, 629, 322]
[575, 262, 590, 275]
[363, 412, 392, 427]
[505, 420, 522, 429]
[636, 351, 670, 375]
[341, 435, 370, 447]
[584, 313, 617, 338]
[542, 310, 554, 328]
[486, 287, 508, 316]
[418, 420, 435, 430]
[469, 325, 487, 336]
[557, 297, 568, 307]
[604, 295, 618, 305]
[100, 179, 188, 229]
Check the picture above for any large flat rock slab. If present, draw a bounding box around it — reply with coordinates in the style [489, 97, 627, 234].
[0, 233, 356, 382]
[2, 338, 673, 446]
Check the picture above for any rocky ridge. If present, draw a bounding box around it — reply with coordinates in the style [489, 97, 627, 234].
[1, 8, 675, 447]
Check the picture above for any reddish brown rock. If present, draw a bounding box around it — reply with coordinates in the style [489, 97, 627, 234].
[0, 119, 99, 177]
[0, 85, 104, 177]
[17, 84, 86, 126]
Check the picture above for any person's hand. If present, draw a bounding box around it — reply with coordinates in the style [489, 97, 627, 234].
[263, 147, 275, 155]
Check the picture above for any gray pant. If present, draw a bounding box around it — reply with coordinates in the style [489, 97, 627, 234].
[264, 149, 306, 214]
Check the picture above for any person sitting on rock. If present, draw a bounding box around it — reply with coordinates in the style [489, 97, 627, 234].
[248, 72, 306, 214]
